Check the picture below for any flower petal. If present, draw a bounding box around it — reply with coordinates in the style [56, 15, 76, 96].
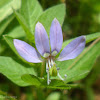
[35, 22, 50, 57]
[50, 18, 63, 55]
[57, 36, 86, 61]
[13, 39, 42, 63]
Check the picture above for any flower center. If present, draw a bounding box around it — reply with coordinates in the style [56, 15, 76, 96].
[43, 52, 67, 85]
[47, 59, 57, 76]
[46, 57, 67, 85]
[46, 58, 57, 85]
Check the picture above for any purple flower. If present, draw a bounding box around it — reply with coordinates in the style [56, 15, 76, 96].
[14, 18, 86, 85]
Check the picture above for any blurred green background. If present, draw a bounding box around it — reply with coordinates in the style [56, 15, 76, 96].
[0, 0, 100, 100]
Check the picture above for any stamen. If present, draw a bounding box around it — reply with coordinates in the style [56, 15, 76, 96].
[46, 59, 67, 85]
[56, 65, 67, 81]
[46, 62, 49, 73]
[47, 70, 50, 85]
[46, 61, 51, 85]
[48, 59, 51, 68]
[57, 73, 64, 81]
[51, 59, 54, 67]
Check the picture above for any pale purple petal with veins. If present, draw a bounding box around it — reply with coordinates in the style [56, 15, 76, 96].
[57, 36, 86, 61]
[13, 39, 42, 63]
[50, 18, 63, 55]
[35, 22, 50, 56]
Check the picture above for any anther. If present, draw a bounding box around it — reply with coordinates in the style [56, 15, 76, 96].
[46, 67, 49, 71]
[57, 73, 64, 81]
[57, 67, 60, 70]
[64, 74, 67, 81]
[64, 74, 67, 78]
[49, 80, 51, 83]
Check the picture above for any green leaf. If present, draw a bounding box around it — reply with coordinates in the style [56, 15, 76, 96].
[0, 0, 11, 8]
[35, 4, 66, 34]
[22, 74, 78, 89]
[3, 35, 23, 59]
[46, 92, 60, 100]
[13, 10, 34, 42]
[57, 38, 100, 83]
[20, 0, 43, 33]
[21, 74, 41, 87]
[86, 32, 100, 43]
[8, 26, 25, 38]
[0, 15, 14, 36]
[0, 56, 36, 86]
[13, 0, 43, 42]
[0, 0, 21, 22]
[0, 39, 7, 54]
[62, 32, 100, 49]
[84, 56, 100, 86]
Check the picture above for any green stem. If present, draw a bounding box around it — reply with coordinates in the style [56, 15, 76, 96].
[40, 61, 45, 77]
